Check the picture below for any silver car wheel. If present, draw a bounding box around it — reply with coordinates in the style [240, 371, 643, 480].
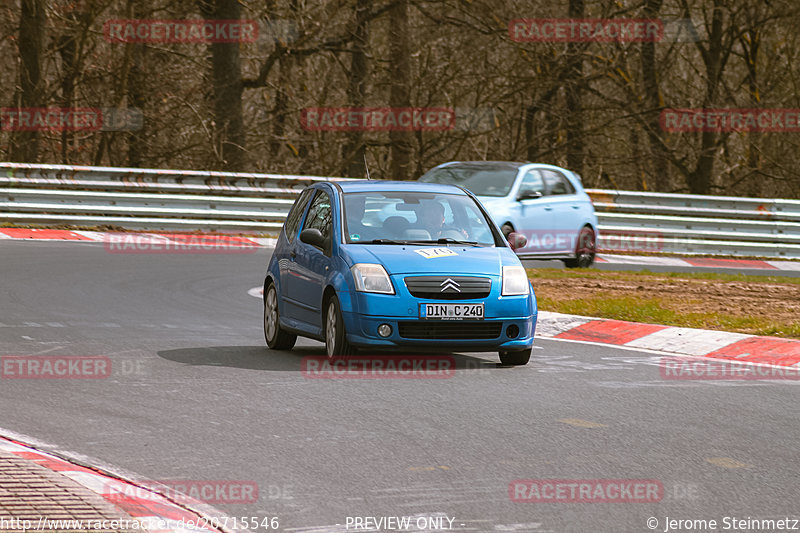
[326, 301, 337, 358]
[264, 286, 278, 341]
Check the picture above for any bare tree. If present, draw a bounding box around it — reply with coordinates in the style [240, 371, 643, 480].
[198, 0, 246, 171]
[10, 0, 46, 163]
[388, 0, 412, 180]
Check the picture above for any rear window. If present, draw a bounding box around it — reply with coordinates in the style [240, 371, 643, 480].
[419, 166, 518, 197]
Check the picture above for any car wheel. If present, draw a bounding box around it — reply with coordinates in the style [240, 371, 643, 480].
[499, 348, 531, 366]
[264, 283, 297, 350]
[324, 294, 355, 358]
[564, 226, 596, 268]
[501, 223, 515, 238]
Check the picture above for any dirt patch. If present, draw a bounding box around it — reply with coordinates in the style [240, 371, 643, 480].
[529, 270, 800, 337]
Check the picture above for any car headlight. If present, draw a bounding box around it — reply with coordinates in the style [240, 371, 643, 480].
[502, 265, 530, 296]
[351, 263, 394, 294]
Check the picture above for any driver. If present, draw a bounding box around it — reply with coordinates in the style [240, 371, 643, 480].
[417, 201, 468, 240]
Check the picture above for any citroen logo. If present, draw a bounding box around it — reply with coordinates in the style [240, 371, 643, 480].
[440, 278, 461, 292]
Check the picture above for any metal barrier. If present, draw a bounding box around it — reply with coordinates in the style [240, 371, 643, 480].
[586, 189, 800, 258]
[0, 163, 340, 231]
[1, 163, 799, 258]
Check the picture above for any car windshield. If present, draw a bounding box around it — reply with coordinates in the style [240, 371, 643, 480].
[419, 166, 519, 197]
[342, 191, 497, 246]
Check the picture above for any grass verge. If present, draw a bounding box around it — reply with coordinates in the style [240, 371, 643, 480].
[529, 268, 800, 339]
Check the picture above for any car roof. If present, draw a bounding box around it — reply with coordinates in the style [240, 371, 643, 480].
[434, 161, 573, 173]
[436, 161, 524, 171]
[335, 180, 468, 195]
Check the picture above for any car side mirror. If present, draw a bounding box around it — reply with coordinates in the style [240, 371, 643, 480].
[300, 228, 326, 249]
[507, 232, 527, 251]
[517, 190, 543, 201]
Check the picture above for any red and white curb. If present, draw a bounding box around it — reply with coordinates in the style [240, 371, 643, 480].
[2, 228, 799, 271]
[537, 311, 800, 366]
[0, 228, 277, 248]
[0, 435, 226, 533]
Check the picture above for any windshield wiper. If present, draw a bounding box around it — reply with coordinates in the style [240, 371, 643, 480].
[437, 237, 480, 246]
[407, 238, 481, 246]
[366, 238, 407, 245]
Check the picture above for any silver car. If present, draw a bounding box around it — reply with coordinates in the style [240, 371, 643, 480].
[419, 161, 599, 268]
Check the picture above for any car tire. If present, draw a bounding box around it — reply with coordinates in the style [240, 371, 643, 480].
[264, 283, 297, 350]
[564, 226, 596, 268]
[324, 294, 355, 358]
[499, 348, 531, 366]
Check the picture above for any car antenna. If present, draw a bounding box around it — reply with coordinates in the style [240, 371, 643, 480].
[364, 154, 372, 180]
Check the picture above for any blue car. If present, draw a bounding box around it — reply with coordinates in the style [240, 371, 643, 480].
[263, 180, 537, 365]
[419, 161, 598, 268]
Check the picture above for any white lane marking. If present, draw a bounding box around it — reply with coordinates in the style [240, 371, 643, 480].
[248, 286, 264, 299]
[251, 237, 278, 246]
[72, 230, 105, 241]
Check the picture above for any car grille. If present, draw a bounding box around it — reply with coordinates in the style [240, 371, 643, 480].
[398, 321, 502, 340]
[404, 276, 491, 300]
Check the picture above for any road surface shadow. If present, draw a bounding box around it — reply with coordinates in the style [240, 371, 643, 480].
[157, 345, 512, 372]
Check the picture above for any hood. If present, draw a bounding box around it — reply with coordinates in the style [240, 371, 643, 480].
[475, 195, 508, 205]
[342, 244, 517, 276]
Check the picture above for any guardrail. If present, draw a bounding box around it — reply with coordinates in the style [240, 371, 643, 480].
[586, 189, 800, 258]
[1, 163, 799, 258]
[0, 163, 342, 231]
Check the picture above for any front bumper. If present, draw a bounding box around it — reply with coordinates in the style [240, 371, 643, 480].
[342, 312, 536, 352]
[341, 276, 537, 352]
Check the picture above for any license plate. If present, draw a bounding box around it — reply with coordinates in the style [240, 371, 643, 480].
[420, 303, 484, 320]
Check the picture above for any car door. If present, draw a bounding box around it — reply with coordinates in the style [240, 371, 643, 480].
[279, 188, 314, 300]
[286, 189, 334, 332]
[511, 169, 555, 255]
[541, 169, 580, 254]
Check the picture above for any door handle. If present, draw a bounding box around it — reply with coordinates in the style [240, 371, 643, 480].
[571, 205, 580, 209]
[544, 206, 553, 211]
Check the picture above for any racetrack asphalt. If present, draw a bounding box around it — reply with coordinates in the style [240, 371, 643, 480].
[0, 240, 798, 532]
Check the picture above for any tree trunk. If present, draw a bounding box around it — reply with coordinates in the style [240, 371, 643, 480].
[10, 0, 46, 163]
[388, 0, 412, 180]
[564, 0, 585, 174]
[199, 0, 247, 171]
[126, 0, 147, 167]
[742, 27, 761, 197]
[524, 104, 539, 162]
[687, 0, 725, 195]
[341, 0, 370, 178]
[640, 0, 670, 191]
